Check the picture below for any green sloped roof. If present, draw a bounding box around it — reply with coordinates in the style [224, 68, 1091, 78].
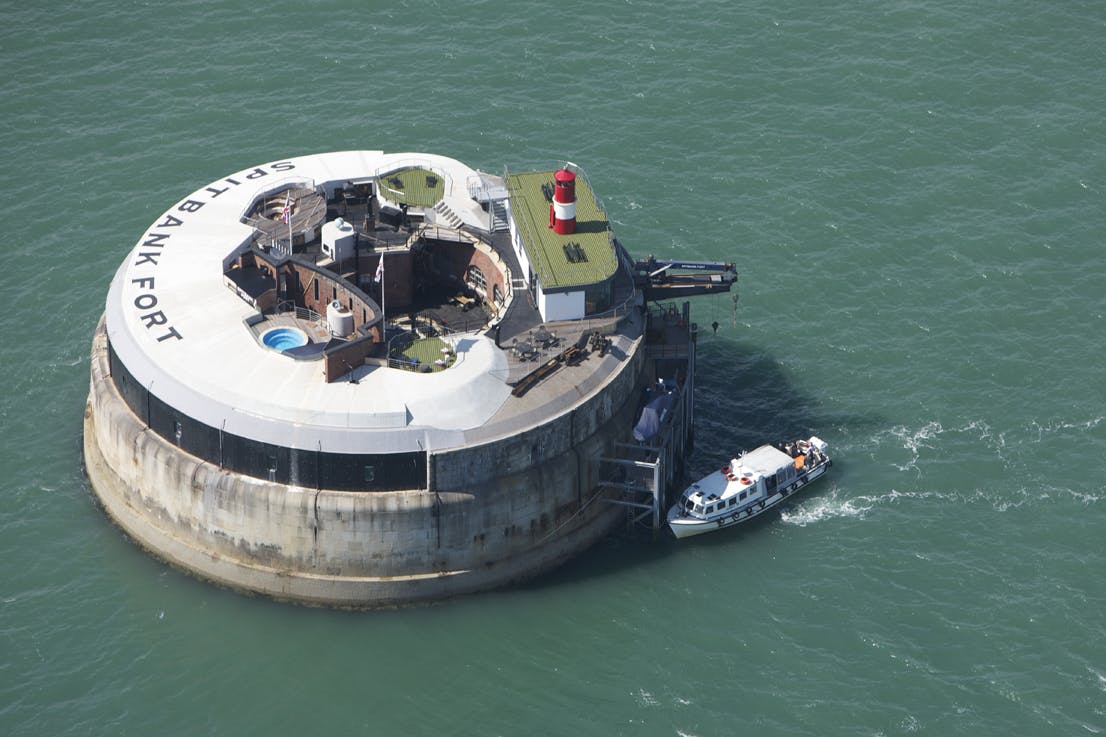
[507, 170, 619, 291]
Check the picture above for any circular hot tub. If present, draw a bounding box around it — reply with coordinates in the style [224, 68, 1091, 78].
[261, 326, 308, 351]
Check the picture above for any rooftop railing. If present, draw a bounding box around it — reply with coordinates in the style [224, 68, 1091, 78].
[275, 300, 325, 325]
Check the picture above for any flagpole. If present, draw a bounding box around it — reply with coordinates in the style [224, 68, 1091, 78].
[280, 190, 293, 256]
[375, 252, 386, 339]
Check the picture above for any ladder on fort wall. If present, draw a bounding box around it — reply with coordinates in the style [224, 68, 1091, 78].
[598, 380, 691, 534]
[599, 443, 665, 532]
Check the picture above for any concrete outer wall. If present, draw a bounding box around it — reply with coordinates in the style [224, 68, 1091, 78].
[428, 341, 646, 570]
[84, 316, 643, 607]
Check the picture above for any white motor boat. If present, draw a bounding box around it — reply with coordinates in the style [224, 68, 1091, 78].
[667, 436, 831, 539]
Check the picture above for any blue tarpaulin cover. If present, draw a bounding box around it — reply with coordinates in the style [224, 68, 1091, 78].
[633, 392, 676, 442]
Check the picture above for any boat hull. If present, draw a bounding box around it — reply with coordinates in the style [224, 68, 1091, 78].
[667, 461, 830, 539]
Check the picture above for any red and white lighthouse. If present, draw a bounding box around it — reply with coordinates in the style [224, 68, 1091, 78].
[549, 167, 577, 235]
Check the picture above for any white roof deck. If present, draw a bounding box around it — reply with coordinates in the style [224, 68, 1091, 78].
[104, 151, 554, 454]
[735, 445, 794, 477]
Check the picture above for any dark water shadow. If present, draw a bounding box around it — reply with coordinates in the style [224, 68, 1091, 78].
[689, 338, 876, 455]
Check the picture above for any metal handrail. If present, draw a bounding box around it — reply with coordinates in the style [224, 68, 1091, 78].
[466, 171, 509, 202]
[275, 300, 324, 325]
[236, 176, 318, 222]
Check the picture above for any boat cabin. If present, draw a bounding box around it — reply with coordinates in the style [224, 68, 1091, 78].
[676, 444, 801, 520]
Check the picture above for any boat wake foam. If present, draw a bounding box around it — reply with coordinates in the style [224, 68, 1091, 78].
[780, 489, 870, 526]
[781, 487, 951, 526]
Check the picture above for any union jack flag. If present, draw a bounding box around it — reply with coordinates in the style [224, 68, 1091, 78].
[280, 191, 292, 224]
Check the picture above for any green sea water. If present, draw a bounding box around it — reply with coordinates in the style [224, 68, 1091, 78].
[2, 1, 1104, 735]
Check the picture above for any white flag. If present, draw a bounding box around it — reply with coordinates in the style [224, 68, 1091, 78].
[374, 256, 384, 283]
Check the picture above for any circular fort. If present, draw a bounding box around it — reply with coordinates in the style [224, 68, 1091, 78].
[84, 151, 734, 606]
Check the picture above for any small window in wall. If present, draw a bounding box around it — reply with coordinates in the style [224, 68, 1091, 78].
[465, 265, 487, 295]
[493, 283, 504, 305]
[313, 280, 319, 301]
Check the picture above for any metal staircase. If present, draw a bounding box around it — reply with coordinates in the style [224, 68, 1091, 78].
[489, 200, 510, 232]
[432, 200, 464, 229]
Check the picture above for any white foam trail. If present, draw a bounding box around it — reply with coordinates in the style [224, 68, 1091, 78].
[1091, 667, 1106, 691]
[780, 490, 871, 526]
[781, 488, 952, 526]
